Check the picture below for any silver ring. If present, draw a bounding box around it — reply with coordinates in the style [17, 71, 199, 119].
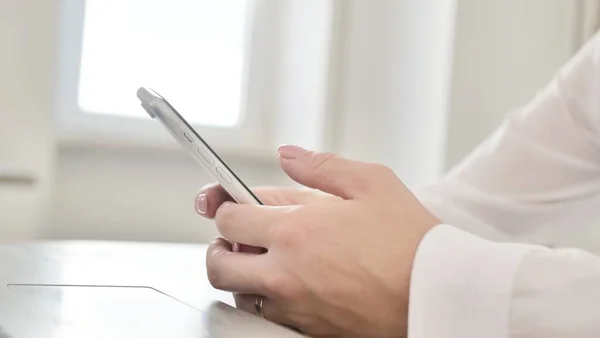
[254, 295, 265, 318]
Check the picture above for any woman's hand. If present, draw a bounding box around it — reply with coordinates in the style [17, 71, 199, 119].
[196, 145, 441, 338]
[196, 184, 338, 254]
[195, 185, 338, 218]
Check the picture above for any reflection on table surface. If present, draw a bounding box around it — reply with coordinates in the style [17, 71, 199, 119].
[0, 240, 232, 307]
[0, 240, 303, 337]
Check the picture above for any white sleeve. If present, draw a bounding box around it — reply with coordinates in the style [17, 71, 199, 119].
[415, 31, 600, 243]
[408, 225, 600, 338]
[408, 32, 600, 338]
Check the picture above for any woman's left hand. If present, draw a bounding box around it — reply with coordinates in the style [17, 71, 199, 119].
[198, 145, 440, 338]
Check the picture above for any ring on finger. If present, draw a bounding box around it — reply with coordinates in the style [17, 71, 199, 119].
[254, 295, 265, 318]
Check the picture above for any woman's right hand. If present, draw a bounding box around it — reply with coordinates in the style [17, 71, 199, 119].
[195, 184, 338, 218]
[195, 184, 339, 253]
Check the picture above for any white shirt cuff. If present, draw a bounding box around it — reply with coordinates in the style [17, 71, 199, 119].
[407, 224, 535, 338]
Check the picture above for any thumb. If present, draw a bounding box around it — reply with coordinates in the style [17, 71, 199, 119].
[277, 145, 395, 200]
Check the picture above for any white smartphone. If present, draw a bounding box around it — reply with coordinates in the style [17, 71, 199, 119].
[137, 87, 263, 206]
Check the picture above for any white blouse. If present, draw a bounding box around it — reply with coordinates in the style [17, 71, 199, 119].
[409, 31, 600, 337]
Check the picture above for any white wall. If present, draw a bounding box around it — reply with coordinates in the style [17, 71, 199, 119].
[0, 0, 58, 241]
[445, 0, 579, 168]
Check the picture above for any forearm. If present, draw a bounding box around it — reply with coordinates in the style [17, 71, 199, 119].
[415, 31, 600, 243]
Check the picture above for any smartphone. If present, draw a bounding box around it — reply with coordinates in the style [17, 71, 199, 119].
[136, 87, 263, 206]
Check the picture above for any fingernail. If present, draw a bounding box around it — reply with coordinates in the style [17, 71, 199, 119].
[277, 145, 306, 160]
[195, 194, 208, 215]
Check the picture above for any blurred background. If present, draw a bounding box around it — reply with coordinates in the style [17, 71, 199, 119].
[2, 0, 600, 250]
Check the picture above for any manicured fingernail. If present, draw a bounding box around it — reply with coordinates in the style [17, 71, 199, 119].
[195, 194, 207, 215]
[277, 145, 306, 160]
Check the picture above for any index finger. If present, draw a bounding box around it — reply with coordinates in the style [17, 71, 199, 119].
[197, 184, 328, 219]
[215, 202, 292, 248]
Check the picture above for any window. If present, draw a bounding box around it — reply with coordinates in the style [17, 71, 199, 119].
[77, 0, 248, 126]
[58, 0, 337, 153]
